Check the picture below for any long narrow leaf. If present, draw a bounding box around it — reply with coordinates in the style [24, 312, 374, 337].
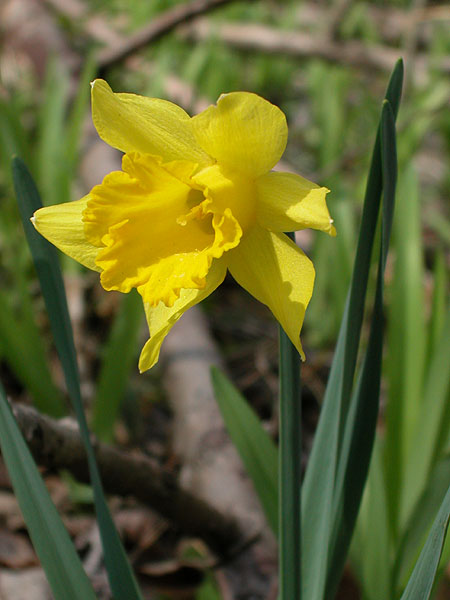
[0, 382, 97, 600]
[350, 440, 391, 600]
[301, 60, 403, 600]
[385, 165, 426, 532]
[211, 367, 278, 534]
[401, 307, 450, 526]
[12, 157, 143, 600]
[36, 59, 70, 208]
[395, 455, 450, 591]
[400, 484, 450, 600]
[325, 99, 398, 597]
[0, 292, 65, 416]
[92, 290, 143, 442]
[339, 60, 402, 418]
[426, 250, 447, 364]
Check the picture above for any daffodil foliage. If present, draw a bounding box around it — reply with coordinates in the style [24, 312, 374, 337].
[33, 81, 335, 371]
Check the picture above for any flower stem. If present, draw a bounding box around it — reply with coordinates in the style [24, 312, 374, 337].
[279, 317, 302, 600]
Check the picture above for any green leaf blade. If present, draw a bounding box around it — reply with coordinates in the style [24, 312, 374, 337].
[0, 382, 97, 600]
[400, 484, 450, 600]
[92, 290, 143, 442]
[211, 367, 278, 534]
[301, 59, 403, 600]
[12, 157, 143, 600]
[325, 98, 398, 598]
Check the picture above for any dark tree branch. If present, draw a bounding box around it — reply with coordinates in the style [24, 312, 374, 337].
[178, 19, 450, 76]
[95, 0, 240, 69]
[11, 402, 252, 559]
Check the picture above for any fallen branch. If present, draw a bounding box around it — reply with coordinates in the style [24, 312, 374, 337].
[11, 402, 251, 559]
[95, 0, 240, 69]
[161, 307, 277, 599]
[44, 0, 450, 80]
[178, 19, 450, 76]
[296, 2, 450, 45]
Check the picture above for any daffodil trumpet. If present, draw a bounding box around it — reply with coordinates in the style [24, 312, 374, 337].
[32, 80, 335, 372]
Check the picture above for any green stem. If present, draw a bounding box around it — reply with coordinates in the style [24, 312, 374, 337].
[279, 316, 302, 599]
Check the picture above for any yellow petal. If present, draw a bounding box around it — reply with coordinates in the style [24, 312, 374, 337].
[227, 226, 315, 359]
[256, 172, 336, 235]
[32, 197, 100, 271]
[85, 153, 240, 307]
[191, 92, 287, 178]
[139, 259, 227, 372]
[91, 79, 210, 165]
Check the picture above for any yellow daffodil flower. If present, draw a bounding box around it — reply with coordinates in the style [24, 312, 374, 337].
[32, 80, 335, 372]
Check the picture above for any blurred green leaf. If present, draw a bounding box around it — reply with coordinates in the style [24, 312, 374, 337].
[211, 367, 278, 534]
[385, 165, 426, 532]
[92, 289, 143, 442]
[0, 382, 97, 600]
[400, 484, 450, 600]
[350, 440, 391, 600]
[427, 250, 447, 364]
[301, 60, 403, 600]
[0, 98, 30, 179]
[65, 53, 97, 168]
[395, 455, 450, 592]
[401, 307, 450, 527]
[325, 98, 398, 598]
[12, 157, 143, 600]
[0, 293, 65, 416]
[36, 58, 70, 207]
[58, 53, 97, 210]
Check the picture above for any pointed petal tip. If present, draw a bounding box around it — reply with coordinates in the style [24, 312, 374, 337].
[90, 78, 105, 89]
[138, 346, 155, 373]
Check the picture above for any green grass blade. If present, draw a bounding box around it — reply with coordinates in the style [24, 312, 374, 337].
[395, 455, 450, 592]
[65, 52, 97, 168]
[325, 99, 398, 598]
[401, 307, 450, 525]
[278, 314, 302, 600]
[211, 367, 278, 534]
[339, 64, 402, 417]
[36, 58, 70, 207]
[350, 440, 391, 600]
[301, 60, 403, 600]
[385, 164, 426, 532]
[92, 290, 143, 442]
[59, 52, 97, 210]
[427, 250, 447, 367]
[0, 293, 65, 416]
[0, 98, 30, 179]
[0, 382, 97, 600]
[12, 157, 143, 600]
[399, 484, 450, 600]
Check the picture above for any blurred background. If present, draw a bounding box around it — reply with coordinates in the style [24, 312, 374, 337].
[0, 1, 449, 599]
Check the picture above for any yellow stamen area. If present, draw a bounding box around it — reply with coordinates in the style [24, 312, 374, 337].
[82, 152, 242, 307]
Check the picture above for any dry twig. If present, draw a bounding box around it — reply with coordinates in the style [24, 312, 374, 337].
[178, 18, 450, 77]
[45, 0, 242, 70]
[44, 0, 450, 81]
[96, 0, 242, 69]
[11, 402, 250, 559]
